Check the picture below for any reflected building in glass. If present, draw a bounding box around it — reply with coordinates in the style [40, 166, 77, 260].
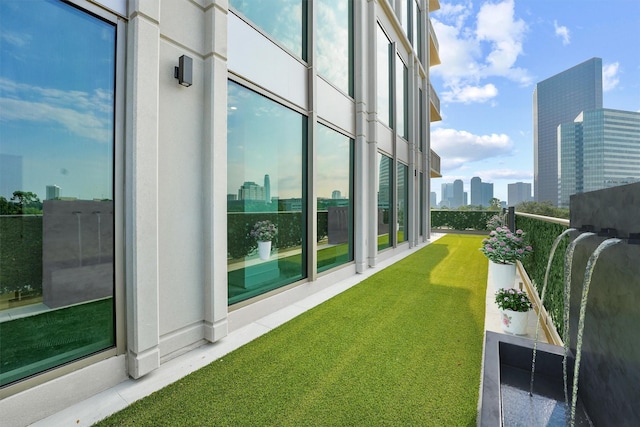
[0, 0, 443, 422]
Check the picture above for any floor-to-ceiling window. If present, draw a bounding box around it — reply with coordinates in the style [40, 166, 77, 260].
[377, 153, 393, 251]
[376, 24, 392, 127]
[0, 0, 117, 387]
[227, 81, 306, 305]
[396, 55, 408, 140]
[230, 0, 307, 60]
[397, 163, 408, 243]
[316, 125, 353, 272]
[317, 0, 353, 96]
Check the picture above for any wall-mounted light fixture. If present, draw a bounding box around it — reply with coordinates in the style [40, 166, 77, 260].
[174, 55, 193, 87]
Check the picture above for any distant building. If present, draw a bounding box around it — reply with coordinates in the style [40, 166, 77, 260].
[441, 183, 454, 208]
[481, 182, 493, 207]
[332, 190, 342, 199]
[430, 191, 437, 207]
[46, 185, 61, 200]
[533, 58, 603, 205]
[452, 179, 464, 208]
[508, 182, 533, 206]
[470, 177, 482, 206]
[263, 174, 271, 203]
[238, 181, 265, 201]
[0, 154, 22, 199]
[558, 109, 640, 208]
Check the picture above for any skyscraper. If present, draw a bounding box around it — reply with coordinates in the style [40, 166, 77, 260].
[533, 58, 603, 205]
[508, 182, 532, 206]
[470, 176, 482, 206]
[481, 182, 494, 206]
[453, 179, 464, 208]
[263, 174, 271, 203]
[558, 109, 640, 208]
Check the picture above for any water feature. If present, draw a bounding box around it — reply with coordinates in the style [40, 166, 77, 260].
[569, 238, 621, 426]
[479, 181, 640, 426]
[529, 227, 576, 397]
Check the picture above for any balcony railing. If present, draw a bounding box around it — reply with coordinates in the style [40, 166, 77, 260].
[429, 82, 441, 122]
[428, 18, 441, 67]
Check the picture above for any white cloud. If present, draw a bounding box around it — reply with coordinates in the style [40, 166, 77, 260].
[603, 62, 620, 91]
[442, 83, 498, 104]
[431, 0, 531, 104]
[431, 127, 514, 171]
[553, 20, 570, 45]
[0, 78, 113, 142]
[474, 168, 533, 180]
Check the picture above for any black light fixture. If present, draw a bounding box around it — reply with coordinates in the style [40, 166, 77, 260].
[174, 55, 192, 87]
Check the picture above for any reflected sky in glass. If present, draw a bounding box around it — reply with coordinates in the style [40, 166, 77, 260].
[227, 81, 303, 200]
[0, 0, 115, 201]
[230, 0, 304, 59]
[317, 124, 350, 199]
[317, 0, 350, 94]
[377, 25, 391, 127]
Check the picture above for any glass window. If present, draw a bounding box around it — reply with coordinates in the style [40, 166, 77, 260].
[411, 0, 418, 47]
[420, 172, 425, 236]
[227, 81, 306, 305]
[377, 153, 393, 251]
[230, 0, 307, 60]
[400, 0, 409, 39]
[317, 125, 353, 272]
[419, 88, 424, 151]
[317, 0, 353, 96]
[415, 0, 423, 63]
[376, 24, 392, 127]
[396, 55, 408, 139]
[397, 163, 408, 243]
[0, 0, 116, 386]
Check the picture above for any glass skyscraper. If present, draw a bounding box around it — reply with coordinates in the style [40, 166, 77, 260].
[558, 109, 640, 208]
[533, 58, 603, 205]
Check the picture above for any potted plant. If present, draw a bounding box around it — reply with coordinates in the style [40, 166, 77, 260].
[495, 287, 533, 335]
[251, 220, 278, 260]
[480, 226, 533, 290]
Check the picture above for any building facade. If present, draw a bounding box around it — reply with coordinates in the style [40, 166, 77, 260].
[0, 0, 443, 424]
[533, 57, 603, 205]
[507, 182, 532, 206]
[558, 109, 640, 208]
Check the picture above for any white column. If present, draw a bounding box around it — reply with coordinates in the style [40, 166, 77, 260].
[125, 0, 161, 378]
[203, 0, 229, 343]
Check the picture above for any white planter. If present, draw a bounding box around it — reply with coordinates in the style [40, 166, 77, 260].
[257, 240, 272, 261]
[488, 261, 516, 291]
[500, 309, 529, 335]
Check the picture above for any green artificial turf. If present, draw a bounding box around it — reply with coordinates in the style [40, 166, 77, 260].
[96, 234, 487, 426]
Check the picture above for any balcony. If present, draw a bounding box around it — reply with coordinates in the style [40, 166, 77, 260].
[430, 149, 441, 177]
[429, 82, 441, 122]
[428, 18, 441, 67]
[428, 0, 441, 13]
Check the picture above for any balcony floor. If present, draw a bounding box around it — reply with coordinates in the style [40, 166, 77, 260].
[31, 232, 549, 426]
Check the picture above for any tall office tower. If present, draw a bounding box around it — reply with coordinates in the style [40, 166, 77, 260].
[558, 109, 640, 208]
[238, 181, 265, 200]
[441, 182, 454, 207]
[481, 182, 494, 206]
[263, 174, 271, 203]
[46, 185, 61, 200]
[0, 154, 23, 199]
[508, 182, 532, 206]
[470, 176, 482, 206]
[430, 192, 437, 207]
[533, 58, 603, 205]
[452, 179, 464, 208]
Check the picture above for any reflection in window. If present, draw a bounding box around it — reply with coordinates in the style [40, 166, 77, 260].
[230, 0, 306, 60]
[227, 81, 306, 305]
[415, 0, 423, 62]
[317, 0, 353, 96]
[400, 0, 409, 39]
[0, 0, 116, 386]
[376, 24, 392, 127]
[377, 153, 393, 251]
[317, 125, 353, 272]
[412, 0, 418, 47]
[397, 163, 408, 243]
[419, 88, 424, 151]
[397, 55, 408, 139]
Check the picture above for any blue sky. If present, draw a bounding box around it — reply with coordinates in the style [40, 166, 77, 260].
[429, 0, 640, 204]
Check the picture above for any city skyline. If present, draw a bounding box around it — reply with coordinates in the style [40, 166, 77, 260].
[430, 0, 640, 203]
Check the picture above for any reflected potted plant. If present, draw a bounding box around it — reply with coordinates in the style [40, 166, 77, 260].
[251, 220, 278, 261]
[495, 287, 533, 335]
[480, 226, 533, 290]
